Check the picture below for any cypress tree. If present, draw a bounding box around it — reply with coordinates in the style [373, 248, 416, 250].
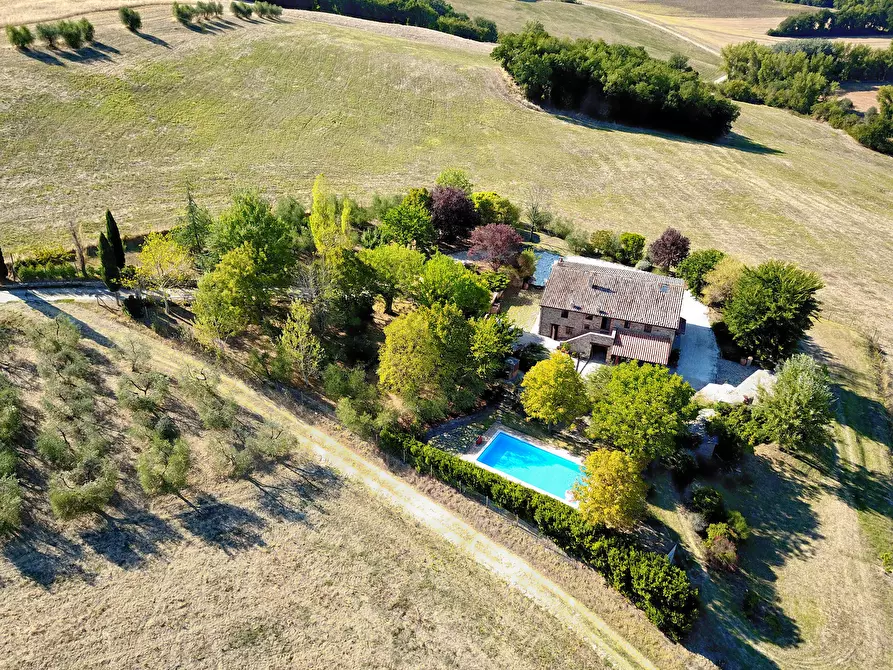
[105, 210, 125, 269]
[0, 247, 7, 281]
[98, 233, 121, 292]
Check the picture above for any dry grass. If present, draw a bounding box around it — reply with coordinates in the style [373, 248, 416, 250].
[1, 7, 893, 348]
[0, 304, 621, 670]
[837, 82, 885, 112]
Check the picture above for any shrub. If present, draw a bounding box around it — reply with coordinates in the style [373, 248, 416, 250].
[174, 2, 197, 23]
[727, 509, 751, 542]
[676, 249, 725, 296]
[6, 25, 35, 49]
[708, 403, 764, 461]
[663, 450, 697, 488]
[254, 1, 283, 19]
[635, 258, 652, 271]
[0, 475, 22, 534]
[122, 295, 146, 319]
[470, 192, 521, 226]
[479, 270, 511, 292]
[48, 463, 117, 520]
[691, 486, 725, 523]
[705, 523, 738, 570]
[155, 414, 180, 441]
[58, 20, 85, 49]
[77, 18, 95, 43]
[0, 449, 16, 478]
[136, 435, 191, 495]
[119, 7, 143, 31]
[230, 1, 253, 19]
[565, 230, 592, 255]
[36, 23, 61, 49]
[380, 430, 699, 639]
[336, 397, 377, 440]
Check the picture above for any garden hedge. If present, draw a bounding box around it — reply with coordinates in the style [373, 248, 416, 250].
[380, 430, 699, 639]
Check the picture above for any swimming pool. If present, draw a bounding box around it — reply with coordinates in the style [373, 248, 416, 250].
[475, 431, 582, 502]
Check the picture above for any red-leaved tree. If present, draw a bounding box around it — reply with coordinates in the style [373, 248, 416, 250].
[469, 224, 523, 269]
[648, 227, 690, 270]
[431, 186, 480, 242]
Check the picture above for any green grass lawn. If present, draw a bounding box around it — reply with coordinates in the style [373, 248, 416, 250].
[448, 0, 723, 78]
[1, 7, 893, 348]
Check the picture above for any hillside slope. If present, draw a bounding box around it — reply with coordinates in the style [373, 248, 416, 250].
[1, 7, 892, 344]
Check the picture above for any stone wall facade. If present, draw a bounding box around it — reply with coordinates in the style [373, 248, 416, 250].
[538, 306, 676, 342]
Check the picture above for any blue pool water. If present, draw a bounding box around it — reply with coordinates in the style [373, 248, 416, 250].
[530, 250, 563, 287]
[476, 432, 582, 500]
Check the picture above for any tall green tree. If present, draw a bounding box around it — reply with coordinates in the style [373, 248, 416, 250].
[136, 233, 193, 314]
[193, 244, 266, 342]
[520, 351, 589, 428]
[210, 191, 296, 285]
[359, 243, 425, 314]
[724, 260, 823, 362]
[676, 249, 725, 296]
[755, 353, 833, 453]
[98, 232, 121, 292]
[105, 210, 126, 269]
[412, 254, 491, 316]
[279, 301, 323, 385]
[380, 202, 435, 249]
[573, 449, 648, 531]
[309, 174, 350, 254]
[173, 184, 212, 258]
[0, 247, 7, 281]
[469, 313, 520, 381]
[587, 363, 696, 464]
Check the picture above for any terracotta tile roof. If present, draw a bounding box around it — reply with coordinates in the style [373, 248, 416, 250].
[610, 331, 673, 366]
[541, 261, 684, 330]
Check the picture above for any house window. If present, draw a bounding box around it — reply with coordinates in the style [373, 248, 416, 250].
[584, 324, 590, 331]
[565, 326, 574, 335]
[585, 314, 593, 321]
[600, 316, 610, 331]
[624, 321, 630, 328]
[561, 310, 569, 318]
[644, 324, 652, 333]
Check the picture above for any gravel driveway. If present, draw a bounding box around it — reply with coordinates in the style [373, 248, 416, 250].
[673, 292, 719, 390]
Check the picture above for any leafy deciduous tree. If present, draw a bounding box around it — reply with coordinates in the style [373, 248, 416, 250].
[648, 227, 690, 270]
[471, 191, 521, 226]
[137, 232, 193, 314]
[468, 223, 523, 269]
[413, 254, 490, 316]
[676, 249, 725, 296]
[193, 244, 266, 342]
[702, 256, 744, 307]
[724, 260, 823, 362]
[359, 243, 425, 314]
[755, 353, 833, 452]
[617, 233, 646, 266]
[469, 313, 520, 381]
[520, 351, 590, 428]
[431, 186, 480, 241]
[587, 362, 696, 464]
[380, 202, 435, 249]
[435, 167, 473, 194]
[574, 449, 648, 531]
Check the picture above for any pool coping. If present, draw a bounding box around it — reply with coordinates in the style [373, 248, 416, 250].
[461, 422, 582, 508]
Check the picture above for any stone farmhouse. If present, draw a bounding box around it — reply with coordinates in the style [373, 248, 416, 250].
[538, 260, 685, 366]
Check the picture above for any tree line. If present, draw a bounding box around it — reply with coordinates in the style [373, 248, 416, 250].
[491, 22, 740, 141]
[721, 40, 893, 154]
[278, 0, 498, 42]
[769, 0, 893, 36]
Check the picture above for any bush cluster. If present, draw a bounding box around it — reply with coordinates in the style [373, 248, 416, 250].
[310, 0, 498, 42]
[690, 486, 750, 571]
[5, 25, 34, 49]
[34, 18, 94, 50]
[493, 23, 740, 140]
[230, 1, 254, 18]
[0, 377, 23, 533]
[380, 430, 699, 639]
[707, 403, 765, 461]
[254, 1, 284, 19]
[174, 1, 223, 24]
[119, 7, 143, 32]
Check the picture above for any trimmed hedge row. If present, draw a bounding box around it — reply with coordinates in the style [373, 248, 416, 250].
[380, 430, 699, 640]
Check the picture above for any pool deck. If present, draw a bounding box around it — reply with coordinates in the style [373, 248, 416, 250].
[462, 422, 582, 507]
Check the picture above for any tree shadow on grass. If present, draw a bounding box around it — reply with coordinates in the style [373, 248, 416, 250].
[175, 493, 267, 556]
[58, 46, 114, 65]
[18, 293, 116, 349]
[551, 109, 784, 154]
[80, 501, 183, 569]
[20, 49, 64, 66]
[248, 461, 344, 522]
[2, 526, 91, 588]
[135, 31, 171, 48]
